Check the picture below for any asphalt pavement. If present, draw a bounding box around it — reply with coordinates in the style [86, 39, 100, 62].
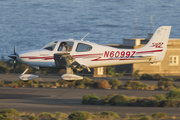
[1, 74, 180, 115]
[0, 87, 180, 115]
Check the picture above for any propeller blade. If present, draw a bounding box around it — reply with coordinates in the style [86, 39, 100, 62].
[13, 60, 16, 75]
[14, 46, 16, 55]
[8, 54, 16, 60]
[8, 46, 17, 75]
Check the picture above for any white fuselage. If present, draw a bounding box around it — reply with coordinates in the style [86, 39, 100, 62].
[15, 26, 171, 69]
[16, 40, 158, 68]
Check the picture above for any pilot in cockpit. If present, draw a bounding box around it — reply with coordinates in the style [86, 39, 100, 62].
[59, 42, 67, 51]
[62, 43, 67, 51]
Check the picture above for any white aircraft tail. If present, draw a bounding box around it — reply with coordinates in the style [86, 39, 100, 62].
[139, 26, 171, 61]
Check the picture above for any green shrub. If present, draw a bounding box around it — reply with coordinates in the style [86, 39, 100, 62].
[154, 94, 167, 101]
[157, 81, 173, 87]
[149, 85, 158, 90]
[44, 82, 53, 88]
[39, 83, 46, 88]
[100, 94, 118, 104]
[136, 113, 146, 118]
[166, 85, 175, 91]
[81, 77, 93, 86]
[129, 118, 135, 120]
[140, 98, 156, 107]
[139, 116, 151, 120]
[75, 77, 92, 86]
[28, 115, 39, 120]
[167, 89, 180, 99]
[133, 69, 140, 76]
[66, 81, 76, 87]
[109, 95, 130, 105]
[76, 83, 85, 89]
[0, 114, 5, 119]
[53, 112, 68, 119]
[0, 117, 14, 120]
[124, 80, 148, 90]
[108, 79, 121, 87]
[57, 79, 67, 85]
[0, 81, 5, 87]
[162, 99, 180, 107]
[0, 66, 6, 73]
[152, 74, 162, 80]
[38, 112, 52, 120]
[125, 87, 133, 90]
[93, 80, 110, 89]
[112, 85, 118, 89]
[152, 112, 167, 119]
[94, 111, 120, 119]
[0, 109, 19, 117]
[82, 94, 99, 104]
[140, 74, 153, 80]
[106, 67, 115, 76]
[162, 77, 174, 81]
[14, 79, 39, 87]
[175, 76, 180, 81]
[89, 98, 99, 105]
[116, 70, 126, 77]
[68, 111, 92, 120]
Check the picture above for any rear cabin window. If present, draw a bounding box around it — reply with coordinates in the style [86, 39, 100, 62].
[58, 42, 74, 51]
[76, 43, 92, 52]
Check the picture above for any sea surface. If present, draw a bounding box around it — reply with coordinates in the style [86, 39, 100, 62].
[0, 0, 180, 58]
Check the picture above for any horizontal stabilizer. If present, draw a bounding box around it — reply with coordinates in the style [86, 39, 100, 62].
[141, 56, 156, 62]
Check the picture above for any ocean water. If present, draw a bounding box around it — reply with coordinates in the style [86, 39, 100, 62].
[0, 0, 180, 58]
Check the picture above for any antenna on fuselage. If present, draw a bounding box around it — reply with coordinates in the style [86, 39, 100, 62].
[81, 33, 89, 41]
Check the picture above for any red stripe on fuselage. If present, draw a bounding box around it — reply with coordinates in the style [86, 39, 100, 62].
[20, 56, 54, 60]
[91, 57, 147, 61]
[72, 53, 103, 58]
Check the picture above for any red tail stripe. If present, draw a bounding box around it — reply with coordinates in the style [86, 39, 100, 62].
[136, 49, 163, 54]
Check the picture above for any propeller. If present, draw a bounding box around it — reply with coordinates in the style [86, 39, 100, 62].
[8, 46, 17, 75]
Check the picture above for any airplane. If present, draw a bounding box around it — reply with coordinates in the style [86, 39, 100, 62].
[9, 26, 171, 81]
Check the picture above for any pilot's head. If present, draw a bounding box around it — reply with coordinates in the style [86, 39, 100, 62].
[64, 43, 67, 47]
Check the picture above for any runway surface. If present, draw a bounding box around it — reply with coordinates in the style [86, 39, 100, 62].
[1, 73, 180, 86]
[0, 87, 180, 115]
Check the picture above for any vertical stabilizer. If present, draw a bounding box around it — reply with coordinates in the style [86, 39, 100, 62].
[140, 26, 171, 61]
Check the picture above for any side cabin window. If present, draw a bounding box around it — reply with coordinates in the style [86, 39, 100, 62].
[58, 42, 74, 52]
[76, 43, 92, 52]
[43, 41, 57, 51]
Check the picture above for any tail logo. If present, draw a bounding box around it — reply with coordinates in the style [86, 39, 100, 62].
[157, 30, 162, 36]
[151, 42, 164, 48]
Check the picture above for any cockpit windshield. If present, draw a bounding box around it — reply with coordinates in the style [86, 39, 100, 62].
[43, 41, 57, 51]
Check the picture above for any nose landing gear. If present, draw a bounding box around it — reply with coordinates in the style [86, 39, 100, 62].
[19, 66, 38, 81]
